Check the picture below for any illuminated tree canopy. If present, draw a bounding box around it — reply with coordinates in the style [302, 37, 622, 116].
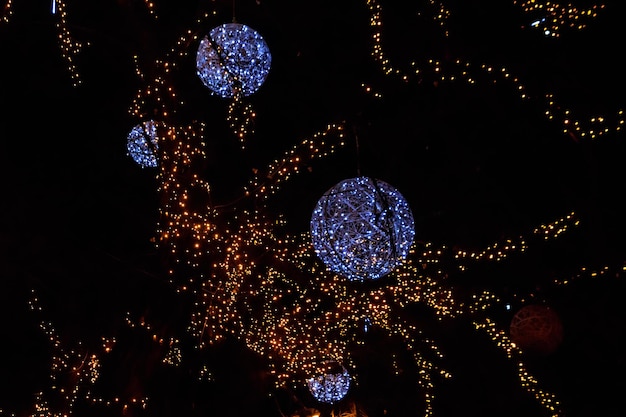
[1, 1, 626, 417]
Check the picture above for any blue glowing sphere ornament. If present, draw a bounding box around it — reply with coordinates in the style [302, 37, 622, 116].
[307, 361, 351, 404]
[310, 176, 415, 281]
[126, 120, 158, 168]
[196, 23, 271, 98]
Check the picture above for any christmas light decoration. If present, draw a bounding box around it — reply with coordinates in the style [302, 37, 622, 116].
[509, 304, 564, 355]
[310, 176, 415, 281]
[3, 1, 626, 417]
[196, 22, 271, 98]
[515, 1, 605, 37]
[126, 120, 159, 168]
[307, 361, 351, 404]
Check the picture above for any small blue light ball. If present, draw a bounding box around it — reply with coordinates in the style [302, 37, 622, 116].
[307, 361, 351, 404]
[126, 120, 158, 168]
[196, 23, 271, 98]
[310, 176, 415, 281]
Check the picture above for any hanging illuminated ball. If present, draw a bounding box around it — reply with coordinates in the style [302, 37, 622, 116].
[196, 22, 271, 98]
[126, 120, 159, 168]
[509, 304, 564, 355]
[310, 176, 415, 281]
[307, 361, 351, 404]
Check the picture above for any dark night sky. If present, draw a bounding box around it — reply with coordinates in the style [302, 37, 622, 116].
[1, 1, 626, 416]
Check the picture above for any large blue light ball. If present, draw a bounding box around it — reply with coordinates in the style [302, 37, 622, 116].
[310, 176, 415, 281]
[126, 120, 158, 168]
[196, 23, 271, 98]
[307, 361, 351, 404]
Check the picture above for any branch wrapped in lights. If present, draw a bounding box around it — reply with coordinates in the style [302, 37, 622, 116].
[196, 22, 271, 98]
[310, 176, 415, 281]
[514, 0, 605, 37]
[56, 3, 603, 416]
[5, 1, 624, 416]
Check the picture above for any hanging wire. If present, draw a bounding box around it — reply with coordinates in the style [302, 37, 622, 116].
[232, 0, 236, 22]
[353, 126, 361, 177]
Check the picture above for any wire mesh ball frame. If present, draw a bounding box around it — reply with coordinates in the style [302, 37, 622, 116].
[126, 120, 159, 168]
[196, 22, 272, 98]
[310, 176, 415, 282]
[509, 304, 564, 355]
[307, 361, 351, 404]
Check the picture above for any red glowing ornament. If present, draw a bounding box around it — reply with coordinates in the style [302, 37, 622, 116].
[509, 304, 564, 355]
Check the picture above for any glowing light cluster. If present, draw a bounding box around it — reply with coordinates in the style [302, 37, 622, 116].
[515, 0, 605, 37]
[126, 120, 159, 168]
[196, 23, 271, 98]
[246, 123, 347, 204]
[1, 0, 12, 24]
[25, 291, 148, 416]
[52, 0, 88, 86]
[227, 95, 256, 146]
[310, 176, 415, 281]
[4, 2, 625, 417]
[365, 0, 623, 141]
[306, 361, 351, 404]
[472, 317, 563, 415]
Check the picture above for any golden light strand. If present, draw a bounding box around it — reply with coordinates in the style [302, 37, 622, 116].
[515, 0, 606, 37]
[52, 0, 88, 87]
[364, 0, 624, 141]
[1, 0, 12, 24]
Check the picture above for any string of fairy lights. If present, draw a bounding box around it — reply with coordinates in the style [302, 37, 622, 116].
[1, 0, 12, 24]
[6, 291, 150, 417]
[364, 0, 624, 141]
[1, 0, 616, 140]
[514, 0, 606, 37]
[143, 81, 582, 413]
[1, 1, 624, 417]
